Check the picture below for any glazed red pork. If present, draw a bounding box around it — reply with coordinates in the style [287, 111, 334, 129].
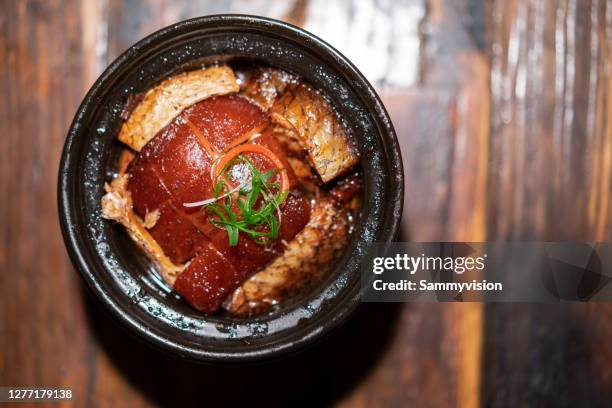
[102, 65, 362, 316]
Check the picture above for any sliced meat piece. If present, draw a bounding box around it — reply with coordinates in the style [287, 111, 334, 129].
[210, 231, 280, 277]
[271, 83, 359, 182]
[118, 66, 239, 151]
[278, 191, 312, 239]
[172, 176, 217, 237]
[140, 120, 213, 196]
[127, 158, 172, 217]
[174, 243, 241, 313]
[183, 95, 268, 151]
[328, 171, 364, 203]
[147, 200, 205, 264]
[100, 175, 183, 284]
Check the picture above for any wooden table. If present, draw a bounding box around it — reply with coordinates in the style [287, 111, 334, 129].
[1, 0, 611, 406]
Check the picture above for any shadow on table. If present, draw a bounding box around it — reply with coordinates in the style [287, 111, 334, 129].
[83, 289, 403, 407]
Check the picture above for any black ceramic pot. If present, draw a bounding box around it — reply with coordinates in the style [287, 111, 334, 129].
[58, 15, 403, 363]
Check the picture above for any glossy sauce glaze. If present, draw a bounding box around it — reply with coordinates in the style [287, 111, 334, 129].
[102, 65, 362, 316]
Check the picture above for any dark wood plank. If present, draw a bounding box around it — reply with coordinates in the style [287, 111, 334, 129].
[340, 0, 489, 405]
[483, 0, 612, 406]
[0, 1, 95, 407]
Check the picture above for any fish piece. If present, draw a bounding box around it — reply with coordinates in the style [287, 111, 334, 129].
[240, 68, 359, 182]
[224, 196, 356, 316]
[118, 66, 239, 151]
[271, 125, 310, 161]
[100, 175, 183, 285]
[270, 82, 359, 182]
[239, 67, 296, 111]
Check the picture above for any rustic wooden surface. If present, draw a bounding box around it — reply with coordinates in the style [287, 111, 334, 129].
[0, 0, 610, 407]
[483, 1, 612, 407]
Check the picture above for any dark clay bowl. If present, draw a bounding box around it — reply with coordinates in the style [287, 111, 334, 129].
[58, 15, 403, 362]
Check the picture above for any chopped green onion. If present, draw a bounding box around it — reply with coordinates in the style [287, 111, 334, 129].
[203, 155, 288, 246]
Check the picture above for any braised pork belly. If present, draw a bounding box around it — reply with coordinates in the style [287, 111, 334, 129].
[102, 65, 362, 315]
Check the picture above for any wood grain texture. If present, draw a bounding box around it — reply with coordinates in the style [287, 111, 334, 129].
[483, 1, 612, 407]
[0, 1, 93, 407]
[0, 0, 611, 407]
[359, 0, 489, 405]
